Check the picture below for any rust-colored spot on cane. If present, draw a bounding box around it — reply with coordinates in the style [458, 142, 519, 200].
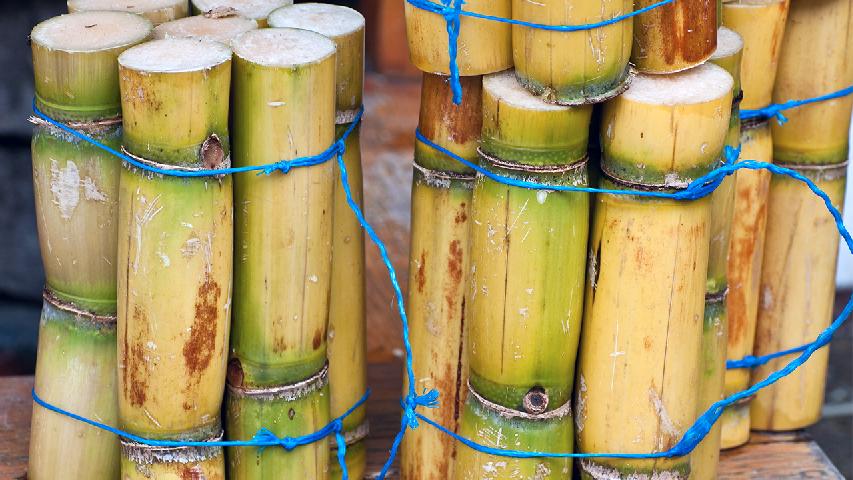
[454, 203, 468, 224]
[127, 306, 148, 407]
[657, 0, 714, 66]
[312, 329, 323, 350]
[184, 274, 221, 380]
[644, 336, 654, 350]
[416, 250, 427, 293]
[418, 74, 483, 147]
[445, 240, 463, 309]
[180, 465, 206, 480]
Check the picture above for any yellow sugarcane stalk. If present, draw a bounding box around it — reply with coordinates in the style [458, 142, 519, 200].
[266, 7, 368, 478]
[116, 39, 233, 446]
[153, 13, 258, 45]
[454, 70, 591, 479]
[721, 0, 789, 110]
[689, 26, 743, 480]
[400, 73, 481, 480]
[512, 0, 633, 105]
[720, 119, 772, 448]
[632, 0, 717, 74]
[405, 0, 512, 75]
[750, 0, 853, 431]
[190, 0, 292, 26]
[67, 0, 189, 25]
[578, 64, 732, 479]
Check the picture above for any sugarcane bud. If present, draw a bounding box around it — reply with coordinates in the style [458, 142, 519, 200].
[200, 134, 226, 169]
[227, 358, 244, 388]
[522, 387, 549, 415]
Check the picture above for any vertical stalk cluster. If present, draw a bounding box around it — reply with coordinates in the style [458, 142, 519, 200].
[116, 37, 233, 476]
[266, 6, 369, 478]
[751, 0, 852, 431]
[720, 0, 789, 447]
[455, 71, 591, 479]
[28, 12, 152, 480]
[227, 28, 337, 479]
[578, 65, 732, 479]
[400, 73, 481, 480]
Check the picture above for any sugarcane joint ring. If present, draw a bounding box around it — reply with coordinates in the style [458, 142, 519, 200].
[774, 161, 849, 182]
[599, 161, 692, 192]
[28, 114, 121, 134]
[120, 431, 224, 464]
[41, 288, 116, 324]
[741, 115, 770, 131]
[478, 147, 589, 175]
[731, 394, 755, 407]
[329, 419, 370, 448]
[522, 386, 549, 414]
[733, 90, 744, 108]
[467, 381, 572, 421]
[226, 362, 329, 401]
[412, 161, 476, 188]
[120, 145, 233, 174]
[336, 108, 362, 126]
[705, 287, 729, 303]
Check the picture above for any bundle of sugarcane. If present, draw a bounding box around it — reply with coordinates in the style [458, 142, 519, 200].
[153, 11, 258, 44]
[398, 73, 481, 480]
[266, 5, 368, 478]
[512, 0, 632, 104]
[453, 70, 592, 479]
[28, 12, 151, 480]
[632, 0, 718, 73]
[719, 0, 789, 448]
[689, 26, 743, 480]
[190, 0, 292, 26]
[116, 38, 233, 477]
[750, 0, 852, 432]
[577, 64, 733, 479]
[405, 0, 511, 76]
[226, 28, 337, 479]
[67, 0, 189, 25]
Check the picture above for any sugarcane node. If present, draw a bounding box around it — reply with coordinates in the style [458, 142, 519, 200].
[705, 287, 729, 304]
[227, 363, 330, 401]
[773, 161, 849, 182]
[467, 382, 572, 421]
[120, 431, 225, 465]
[227, 358, 244, 388]
[328, 419, 370, 448]
[41, 288, 117, 325]
[412, 161, 476, 188]
[741, 115, 770, 131]
[200, 134, 226, 170]
[477, 147, 589, 174]
[522, 386, 549, 414]
[598, 162, 689, 192]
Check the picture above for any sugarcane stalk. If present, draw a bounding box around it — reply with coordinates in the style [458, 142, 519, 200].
[121, 437, 225, 479]
[228, 28, 336, 388]
[720, 119, 772, 448]
[454, 70, 591, 479]
[28, 291, 119, 480]
[512, 0, 633, 105]
[116, 39, 233, 445]
[632, 0, 717, 74]
[688, 28, 742, 480]
[770, 0, 853, 165]
[267, 7, 367, 477]
[400, 73, 481, 480]
[226, 365, 331, 480]
[67, 0, 189, 25]
[578, 64, 732, 479]
[30, 11, 152, 314]
[750, 0, 853, 431]
[153, 13, 258, 44]
[404, 0, 512, 76]
[190, 0, 292, 26]
[721, 0, 789, 110]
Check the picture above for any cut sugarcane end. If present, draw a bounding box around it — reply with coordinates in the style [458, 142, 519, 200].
[153, 14, 257, 44]
[710, 26, 744, 61]
[231, 27, 335, 67]
[67, 0, 188, 24]
[267, 2, 364, 39]
[483, 70, 570, 112]
[118, 37, 231, 73]
[623, 63, 733, 106]
[191, 0, 292, 21]
[31, 11, 151, 52]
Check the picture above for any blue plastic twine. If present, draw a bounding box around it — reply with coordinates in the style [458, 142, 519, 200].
[405, 0, 675, 104]
[741, 84, 853, 124]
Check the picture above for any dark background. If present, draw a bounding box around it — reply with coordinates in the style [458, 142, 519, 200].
[1, 0, 851, 476]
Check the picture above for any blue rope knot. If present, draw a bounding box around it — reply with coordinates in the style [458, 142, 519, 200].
[252, 428, 299, 452]
[403, 388, 441, 429]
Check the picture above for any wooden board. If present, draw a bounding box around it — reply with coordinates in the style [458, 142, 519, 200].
[0, 365, 842, 479]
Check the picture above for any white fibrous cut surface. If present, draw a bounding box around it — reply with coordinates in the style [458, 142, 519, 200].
[68, 0, 184, 13]
[192, 0, 292, 20]
[231, 28, 335, 67]
[119, 38, 231, 72]
[153, 15, 257, 43]
[710, 26, 743, 60]
[623, 63, 734, 105]
[483, 70, 569, 112]
[267, 3, 364, 38]
[31, 11, 151, 52]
